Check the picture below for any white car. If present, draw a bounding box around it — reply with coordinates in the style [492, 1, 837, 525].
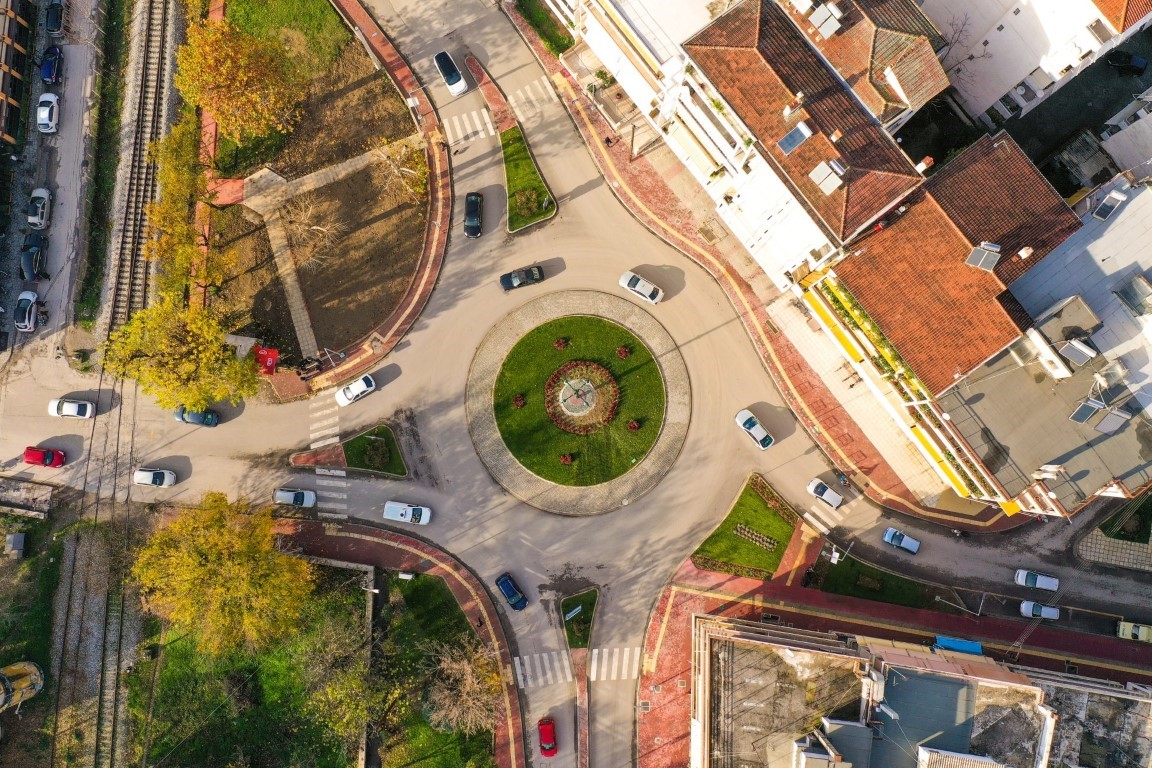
[36, 93, 59, 134]
[273, 488, 316, 508]
[433, 50, 468, 96]
[27, 188, 51, 229]
[1014, 569, 1059, 591]
[383, 500, 431, 525]
[883, 527, 921, 555]
[619, 271, 663, 304]
[1020, 601, 1060, 620]
[14, 291, 37, 333]
[48, 398, 94, 419]
[806, 478, 843, 509]
[132, 468, 176, 487]
[335, 374, 376, 407]
[735, 409, 774, 449]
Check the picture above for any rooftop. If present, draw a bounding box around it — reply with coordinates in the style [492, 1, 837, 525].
[684, 0, 922, 243]
[1093, 0, 1152, 32]
[833, 134, 1082, 395]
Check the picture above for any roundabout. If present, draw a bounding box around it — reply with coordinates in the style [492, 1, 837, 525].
[466, 291, 691, 515]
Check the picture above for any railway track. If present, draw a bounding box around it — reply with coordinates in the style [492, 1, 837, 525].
[47, 0, 173, 763]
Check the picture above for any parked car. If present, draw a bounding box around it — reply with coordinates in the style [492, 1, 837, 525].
[1014, 569, 1059, 592]
[1117, 621, 1152, 642]
[806, 478, 843, 509]
[273, 488, 316, 508]
[495, 572, 528, 611]
[499, 265, 544, 291]
[1107, 50, 1148, 76]
[27, 188, 51, 229]
[46, 0, 64, 37]
[173, 405, 219, 427]
[335, 374, 376, 407]
[20, 232, 46, 281]
[619, 270, 663, 304]
[537, 717, 558, 757]
[1020, 601, 1060, 620]
[24, 446, 65, 467]
[132, 467, 176, 487]
[40, 46, 62, 85]
[48, 398, 94, 419]
[464, 191, 483, 238]
[882, 527, 921, 554]
[383, 500, 431, 525]
[434, 50, 468, 96]
[734, 408, 774, 449]
[13, 291, 37, 333]
[36, 93, 59, 133]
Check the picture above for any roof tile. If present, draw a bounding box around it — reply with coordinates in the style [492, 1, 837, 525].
[1092, 0, 1152, 31]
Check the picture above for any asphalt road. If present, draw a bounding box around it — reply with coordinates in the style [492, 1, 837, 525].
[5, 1, 1152, 767]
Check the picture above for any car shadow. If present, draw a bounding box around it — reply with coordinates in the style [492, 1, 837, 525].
[212, 399, 246, 423]
[373, 363, 402, 388]
[636, 264, 687, 300]
[145, 454, 193, 480]
[752, 401, 798, 442]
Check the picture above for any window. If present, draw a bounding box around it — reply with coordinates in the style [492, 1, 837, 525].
[777, 121, 813, 154]
[808, 160, 844, 194]
[1088, 19, 1112, 45]
[1092, 189, 1127, 220]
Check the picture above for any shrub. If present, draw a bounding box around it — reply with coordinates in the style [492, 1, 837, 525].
[616, 345, 631, 359]
[362, 438, 391, 471]
[513, 188, 540, 218]
[627, 419, 641, 432]
[559, 454, 573, 465]
[513, 394, 526, 409]
[553, 337, 569, 350]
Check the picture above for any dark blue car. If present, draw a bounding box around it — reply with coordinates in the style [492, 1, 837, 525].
[495, 572, 528, 611]
[41, 46, 62, 85]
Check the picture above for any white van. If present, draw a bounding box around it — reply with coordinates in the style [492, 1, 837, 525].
[433, 51, 468, 97]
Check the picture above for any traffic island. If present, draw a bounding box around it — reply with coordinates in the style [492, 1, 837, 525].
[290, 423, 408, 477]
[560, 589, 597, 768]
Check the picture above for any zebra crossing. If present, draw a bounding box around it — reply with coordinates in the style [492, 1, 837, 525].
[307, 397, 349, 511]
[803, 499, 850, 536]
[442, 76, 559, 146]
[512, 647, 642, 689]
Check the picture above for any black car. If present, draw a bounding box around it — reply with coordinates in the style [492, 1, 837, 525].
[20, 233, 47, 281]
[499, 265, 544, 291]
[41, 46, 62, 85]
[464, 191, 482, 238]
[1107, 50, 1148, 76]
[495, 572, 528, 611]
[45, 1, 64, 37]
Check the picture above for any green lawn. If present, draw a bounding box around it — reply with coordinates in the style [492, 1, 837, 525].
[226, 0, 350, 78]
[693, 481, 796, 575]
[1100, 494, 1152, 543]
[514, 0, 574, 55]
[560, 589, 598, 649]
[381, 575, 495, 768]
[820, 557, 934, 609]
[494, 316, 666, 485]
[501, 126, 555, 232]
[214, 130, 287, 178]
[0, 518, 61, 674]
[344, 425, 407, 476]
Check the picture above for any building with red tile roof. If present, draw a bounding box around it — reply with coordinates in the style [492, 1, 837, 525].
[1093, 0, 1152, 31]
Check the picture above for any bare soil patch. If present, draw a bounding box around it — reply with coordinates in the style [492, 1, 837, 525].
[273, 42, 413, 176]
[286, 161, 425, 351]
[211, 206, 302, 361]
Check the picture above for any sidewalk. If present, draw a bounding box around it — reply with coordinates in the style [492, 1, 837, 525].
[500, 2, 1026, 534]
[636, 559, 1152, 768]
[274, 519, 526, 768]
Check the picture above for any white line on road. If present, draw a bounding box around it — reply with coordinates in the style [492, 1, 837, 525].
[514, 656, 525, 687]
[448, 114, 463, 143]
[310, 402, 337, 414]
[315, 479, 347, 487]
[310, 415, 339, 428]
[534, 78, 553, 103]
[589, 649, 598, 681]
[610, 647, 621, 680]
[310, 437, 340, 449]
[315, 468, 346, 477]
[562, 653, 573, 682]
[632, 648, 642, 678]
[481, 108, 495, 136]
[542, 654, 555, 686]
[310, 426, 340, 439]
[317, 501, 347, 510]
[620, 647, 630, 681]
[318, 492, 348, 500]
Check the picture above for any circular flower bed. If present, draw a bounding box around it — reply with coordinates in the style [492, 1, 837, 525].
[545, 361, 620, 434]
[493, 315, 666, 486]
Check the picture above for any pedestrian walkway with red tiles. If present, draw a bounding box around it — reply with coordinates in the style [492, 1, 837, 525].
[274, 519, 526, 768]
[636, 560, 1152, 768]
[466, 56, 517, 133]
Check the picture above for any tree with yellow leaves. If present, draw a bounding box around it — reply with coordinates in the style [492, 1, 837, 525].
[131, 493, 314, 656]
[175, 20, 305, 140]
[102, 295, 258, 411]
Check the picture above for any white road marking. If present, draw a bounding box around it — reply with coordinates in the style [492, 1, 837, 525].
[311, 415, 339, 428]
[514, 656, 525, 687]
[542, 653, 555, 686]
[317, 501, 347, 510]
[610, 647, 621, 680]
[589, 648, 598, 681]
[632, 648, 642, 678]
[310, 402, 337, 414]
[316, 479, 347, 487]
[310, 426, 340, 439]
[533, 77, 554, 103]
[315, 468, 346, 477]
[310, 437, 340, 449]
[480, 108, 495, 136]
[318, 491, 347, 500]
[562, 653, 573, 682]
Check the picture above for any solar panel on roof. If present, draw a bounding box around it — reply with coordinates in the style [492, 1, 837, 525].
[965, 247, 999, 271]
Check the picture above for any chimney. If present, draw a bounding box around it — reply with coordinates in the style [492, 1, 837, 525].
[829, 129, 843, 143]
[915, 156, 934, 173]
[783, 91, 806, 117]
[1018, 246, 1034, 259]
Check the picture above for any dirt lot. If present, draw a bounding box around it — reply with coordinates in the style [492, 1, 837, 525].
[286, 161, 425, 351]
[211, 206, 302, 361]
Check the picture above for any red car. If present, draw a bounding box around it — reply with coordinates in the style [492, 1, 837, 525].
[538, 717, 557, 757]
[24, 446, 65, 467]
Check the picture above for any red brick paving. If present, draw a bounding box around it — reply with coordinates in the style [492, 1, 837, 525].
[570, 647, 589, 768]
[466, 56, 517, 133]
[499, 2, 1027, 534]
[274, 520, 526, 768]
[267, 368, 312, 400]
[636, 561, 1152, 768]
[289, 443, 347, 468]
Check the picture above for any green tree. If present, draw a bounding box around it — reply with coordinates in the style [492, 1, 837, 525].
[132, 493, 314, 656]
[175, 20, 305, 141]
[102, 296, 258, 411]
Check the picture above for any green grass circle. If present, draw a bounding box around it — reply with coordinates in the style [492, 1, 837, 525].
[494, 316, 666, 486]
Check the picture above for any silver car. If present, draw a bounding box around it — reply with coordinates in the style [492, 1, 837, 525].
[806, 478, 844, 509]
[36, 93, 59, 134]
[335, 374, 376, 407]
[273, 488, 316, 508]
[132, 468, 176, 487]
[735, 408, 774, 449]
[1020, 601, 1060, 620]
[1014, 569, 1059, 591]
[383, 500, 431, 525]
[619, 271, 663, 304]
[27, 188, 51, 229]
[13, 291, 37, 333]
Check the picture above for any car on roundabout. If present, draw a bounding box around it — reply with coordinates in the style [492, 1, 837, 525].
[499, 265, 544, 291]
[495, 572, 528, 611]
[735, 408, 774, 449]
[335, 374, 376, 407]
[383, 501, 431, 525]
[132, 468, 176, 487]
[619, 270, 663, 304]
